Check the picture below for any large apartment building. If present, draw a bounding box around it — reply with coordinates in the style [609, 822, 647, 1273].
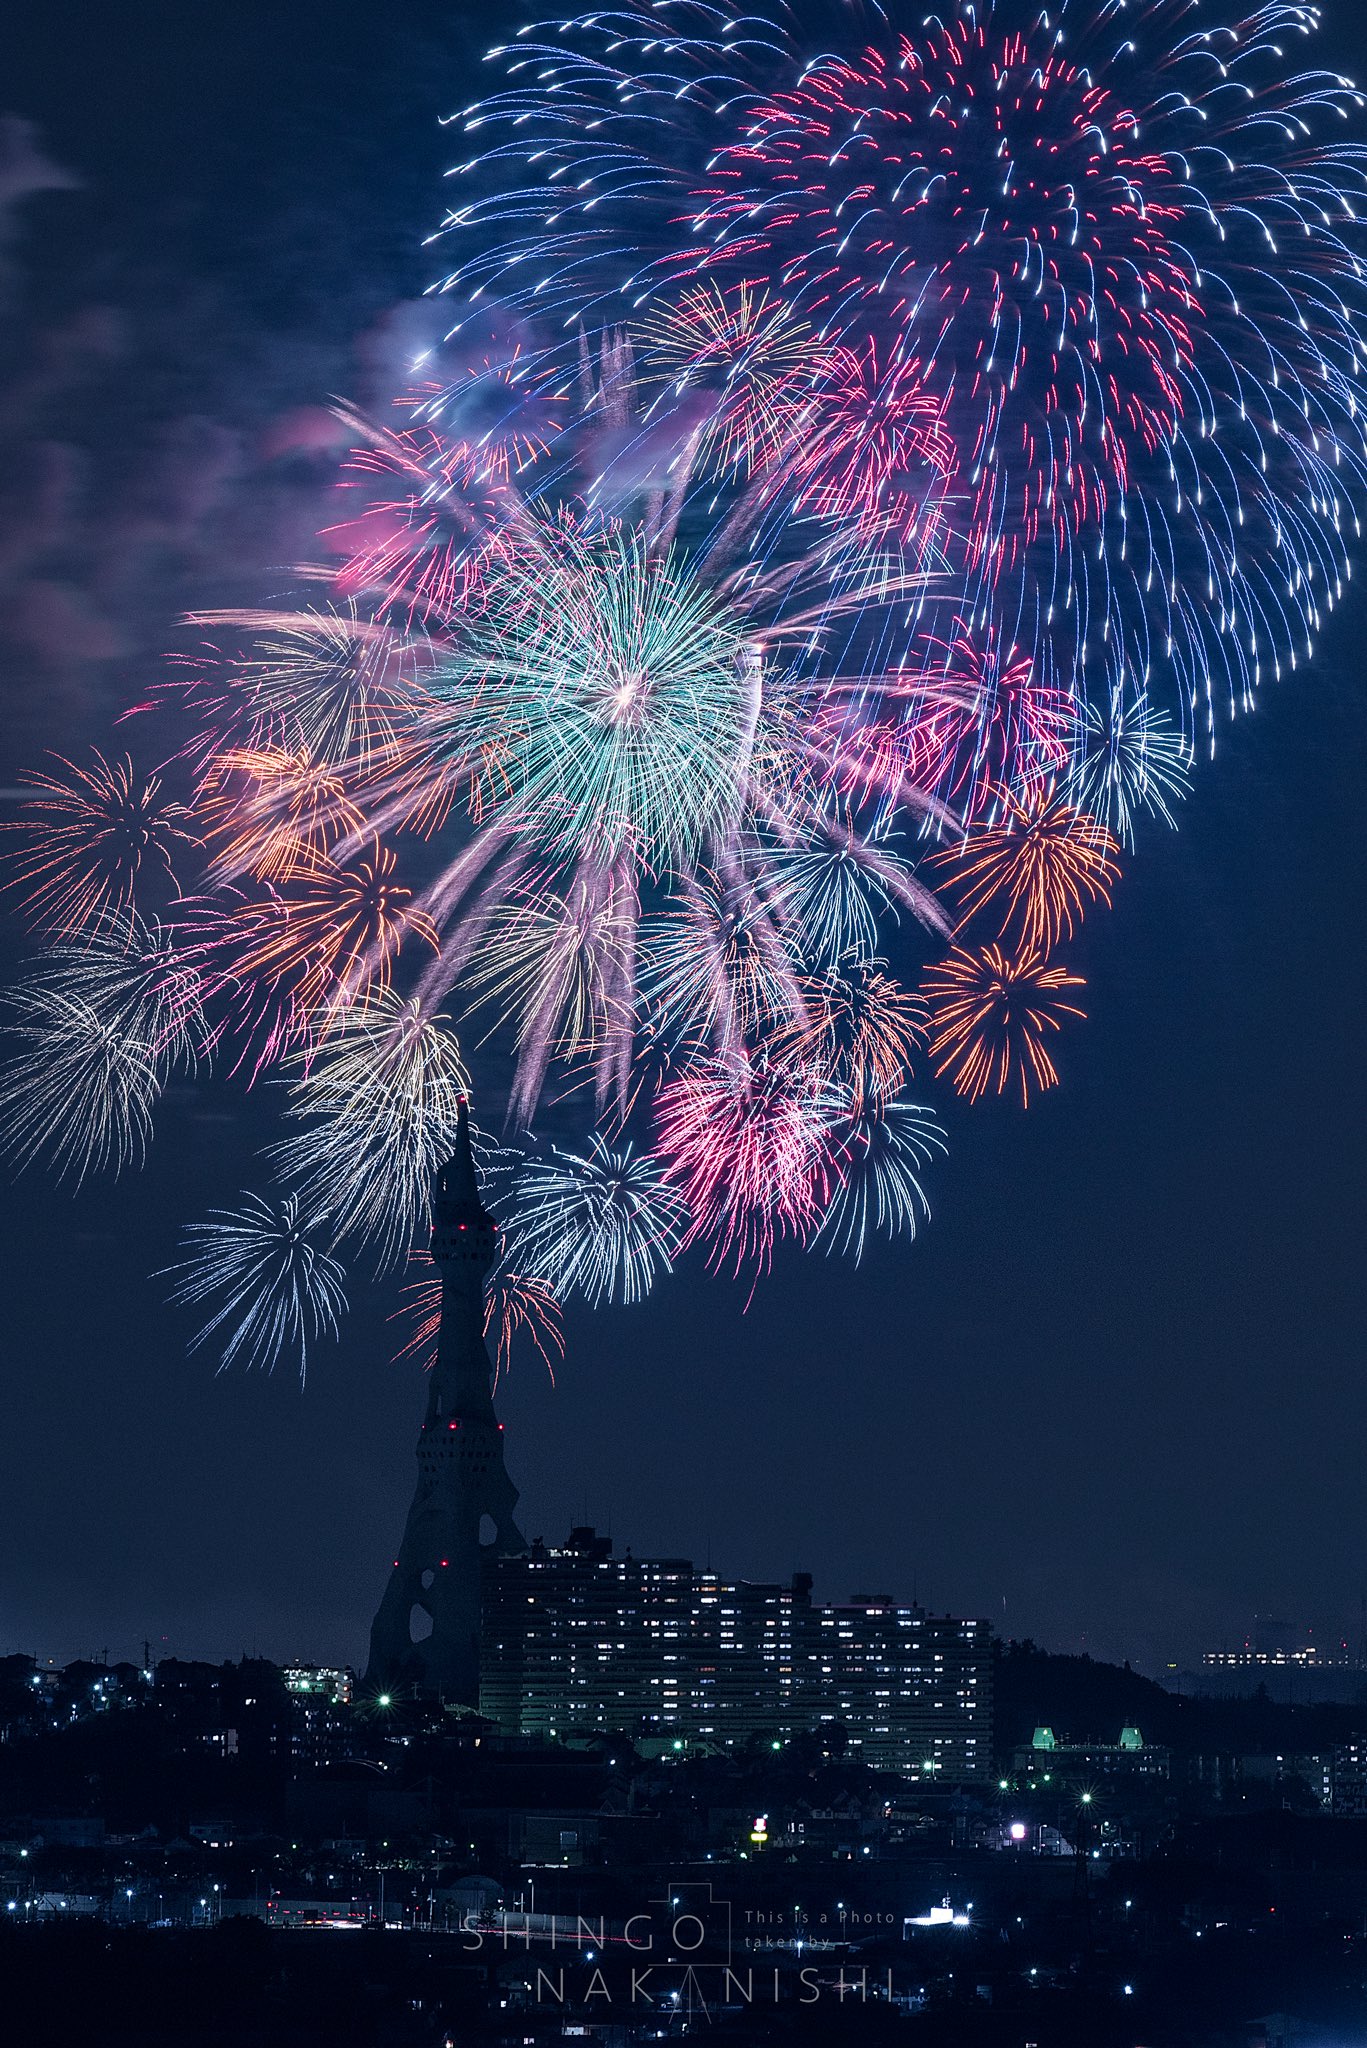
[480, 1526, 991, 1780]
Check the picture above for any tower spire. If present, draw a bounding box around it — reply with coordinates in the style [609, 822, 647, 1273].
[365, 1103, 526, 1703]
[448, 1095, 480, 1207]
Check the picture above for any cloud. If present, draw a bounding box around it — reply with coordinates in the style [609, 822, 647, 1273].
[0, 117, 433, 764]
[0, 115, 79, 294]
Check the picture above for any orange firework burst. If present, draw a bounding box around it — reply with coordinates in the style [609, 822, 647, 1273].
[922, 942, 1086, 1106]
[201, 839, 436, 1024]
[3, 750, 195, 937]
[939, 791, 1120, 952]
[196, 744, 364, 886]
[396, 1268, 562, 1384]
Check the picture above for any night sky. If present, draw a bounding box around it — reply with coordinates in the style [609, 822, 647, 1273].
[2, 1, 1365, 1679]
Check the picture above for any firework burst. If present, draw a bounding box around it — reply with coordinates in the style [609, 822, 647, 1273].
[773, 956, 925, 1111]
[163, 1192, 348, 1382]
[397, 1265, 564, 1382]
[1065, 693, 1193, 849]
[0, 916, 210, 1184]
[502, 1134, 687, 1306]
[456, 0, 1367, 734]
[816, 1097, 947, 1260]
[939, 793, 1121, 952]
[654, 1054, 837, 1278]
[184, 604, 422, 768]
[922, 941, 1086, 1106]
[271, 991, 471, 1272]
[3, 750, 194, 937]
[639, 282, 821, 478]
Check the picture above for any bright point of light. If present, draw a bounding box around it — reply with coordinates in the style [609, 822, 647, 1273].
[1010, 1822, 1028, 1841]
[377, 1694, 392, 1707]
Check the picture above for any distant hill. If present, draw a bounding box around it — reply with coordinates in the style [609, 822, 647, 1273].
[996, 1642, 1367, 1762]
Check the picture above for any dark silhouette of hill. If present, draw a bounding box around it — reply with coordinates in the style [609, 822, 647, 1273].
[997, 1642, 1367, 1761]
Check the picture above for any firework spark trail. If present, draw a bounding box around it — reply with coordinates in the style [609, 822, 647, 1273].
[789, 339, 954, 545]
[397, 1267, 564, 1382]
[162, 1192, 348, 1382]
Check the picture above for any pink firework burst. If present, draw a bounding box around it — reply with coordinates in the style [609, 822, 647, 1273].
[654, 1054, 837, 1280]
[323, 408, 521, 622]
[796, 340, 954, 545]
